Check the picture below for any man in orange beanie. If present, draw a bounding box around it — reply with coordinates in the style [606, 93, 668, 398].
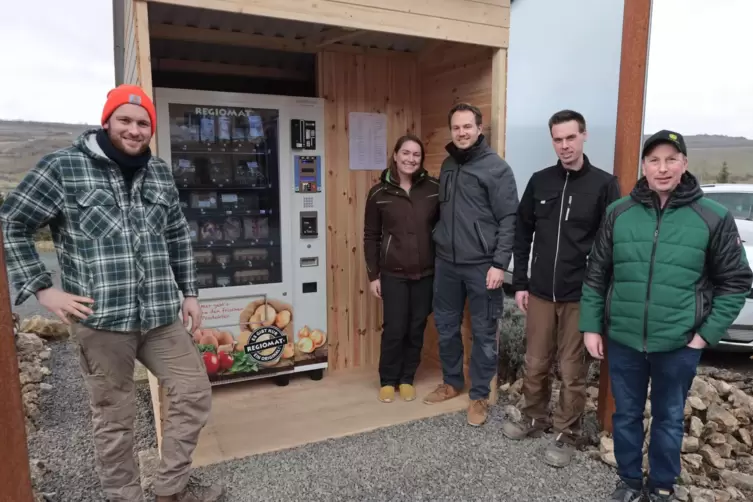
[0, 84, 224, 502]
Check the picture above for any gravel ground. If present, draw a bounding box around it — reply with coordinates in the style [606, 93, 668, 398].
[28, 337, 617, 501]
[16, 251, 752, 501]
[27, 338, 156, 502]
[189, 406, 616, 502]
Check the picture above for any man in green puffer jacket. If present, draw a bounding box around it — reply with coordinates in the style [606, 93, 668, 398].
[579, 130, 753, 502]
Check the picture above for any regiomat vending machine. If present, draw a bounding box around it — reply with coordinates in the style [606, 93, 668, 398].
[155, 88, 327, 387]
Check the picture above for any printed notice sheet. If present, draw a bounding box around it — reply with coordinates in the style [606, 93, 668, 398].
[348, 112, 387, 171]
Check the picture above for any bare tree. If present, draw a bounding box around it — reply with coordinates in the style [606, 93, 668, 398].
[716, 161, 730, 183]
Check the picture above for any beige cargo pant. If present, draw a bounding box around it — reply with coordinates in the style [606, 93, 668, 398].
[72, 319, 212, 502]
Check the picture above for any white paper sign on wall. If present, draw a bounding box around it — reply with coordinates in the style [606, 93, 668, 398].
[348, 112, 388, 171]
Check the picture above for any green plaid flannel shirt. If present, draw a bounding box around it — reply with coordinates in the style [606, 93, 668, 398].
[0, 129, 197, 333]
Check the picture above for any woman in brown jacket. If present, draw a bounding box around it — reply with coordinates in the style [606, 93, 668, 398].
[363, 134, 439, 403]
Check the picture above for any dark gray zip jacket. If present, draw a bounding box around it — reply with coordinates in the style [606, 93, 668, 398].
[433, 135, 519, 270]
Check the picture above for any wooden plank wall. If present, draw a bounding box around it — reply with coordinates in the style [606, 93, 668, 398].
[317, 51, 421, 370]
[420, 42, 495, 173]
[124, 0, 140, 85]
[418, 42, 495, 370]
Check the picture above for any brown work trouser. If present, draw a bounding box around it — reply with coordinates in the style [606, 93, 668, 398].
[72, 320, 212, 502]
[520, 294, 586, 434]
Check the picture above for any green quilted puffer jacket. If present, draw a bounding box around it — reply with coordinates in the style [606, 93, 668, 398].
[579, 172, 753, 353]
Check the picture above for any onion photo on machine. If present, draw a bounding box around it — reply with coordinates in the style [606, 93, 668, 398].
[155, 88, 328, 386]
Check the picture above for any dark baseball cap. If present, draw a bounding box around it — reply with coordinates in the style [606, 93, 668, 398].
[642, 130, 687, 158]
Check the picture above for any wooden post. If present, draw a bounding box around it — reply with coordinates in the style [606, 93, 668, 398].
[489, 46, 509, 406]
[0, 229, 36, 502]
[597, 0, 653, 433]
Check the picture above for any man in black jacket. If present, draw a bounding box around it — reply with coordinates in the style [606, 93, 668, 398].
[503, 110, 620, 467]
[423, 103, 519, 427]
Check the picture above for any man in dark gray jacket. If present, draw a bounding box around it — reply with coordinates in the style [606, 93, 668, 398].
[423, 103, 519, 427]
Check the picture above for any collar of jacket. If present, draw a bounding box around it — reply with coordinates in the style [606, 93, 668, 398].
[444, 134, 489, 165]
[75, 128, 153, 169]
[380, 166, 428, 188]
[630, 171, 703, 209]
[95, 128, 152, 170]
[555, 154, 592, 179]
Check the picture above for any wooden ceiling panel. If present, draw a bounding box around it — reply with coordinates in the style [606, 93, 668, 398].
[147, 2, 427, 53]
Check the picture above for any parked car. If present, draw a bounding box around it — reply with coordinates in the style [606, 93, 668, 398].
[700, 183, 753, 352]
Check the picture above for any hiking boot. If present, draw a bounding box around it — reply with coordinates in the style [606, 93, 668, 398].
[467, 399, 489, 426]
[647, 488, 676, 501]
[501, 416, 550, 440]
[156, 475, 224, 502]
[398, 384, 416, 401]
[543, 431, 579, 468]
[422, 383, 461, 404]
[608, 480, 644, 502]
[378, 385, 395, 403]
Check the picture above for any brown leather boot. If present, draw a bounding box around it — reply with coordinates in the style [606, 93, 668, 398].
[467, 399, 489, 426]
[422, 383, 461, 404]
[155, 476, 224, 502]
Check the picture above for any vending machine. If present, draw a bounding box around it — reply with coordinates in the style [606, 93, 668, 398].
[154, 88, 327, 386]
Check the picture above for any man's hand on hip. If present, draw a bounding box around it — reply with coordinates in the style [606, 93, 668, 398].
[515, 291, 529, 313]
[486, 266, 504, 290]
[36, 287, 94, 325]
[182, 296, 202, 331]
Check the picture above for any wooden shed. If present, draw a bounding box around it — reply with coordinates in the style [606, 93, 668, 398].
[106, 0, 650, 464]
[111, 0, 514, 464]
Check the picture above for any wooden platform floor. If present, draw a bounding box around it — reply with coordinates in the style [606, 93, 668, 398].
[183, 365, 471, 467]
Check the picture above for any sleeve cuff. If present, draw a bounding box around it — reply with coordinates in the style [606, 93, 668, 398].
[491, 262, 506, 271]
[182, 285, 199, 297]
[511, 280, 528, 292]
[15, 274, 54, 306]
[696, 328, 719, 347]
[578, 320, 603, 335]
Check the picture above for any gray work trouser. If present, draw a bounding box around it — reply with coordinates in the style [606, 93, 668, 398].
[432, 257, 503, 400]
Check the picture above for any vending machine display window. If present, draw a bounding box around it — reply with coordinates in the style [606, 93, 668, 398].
[167, 103, 282, 287]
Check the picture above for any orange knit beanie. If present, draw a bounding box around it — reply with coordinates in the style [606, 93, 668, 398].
[100, 84, 157, 134]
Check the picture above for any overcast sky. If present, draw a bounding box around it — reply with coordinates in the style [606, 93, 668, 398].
[0, 0, 751, 139]
[643, 0, 753, 139]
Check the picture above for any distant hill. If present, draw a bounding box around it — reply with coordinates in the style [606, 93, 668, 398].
[0, 120, 751, 194]
[0, 120, 95, 193]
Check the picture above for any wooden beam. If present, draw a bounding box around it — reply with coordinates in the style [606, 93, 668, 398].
[144, 0, 509, 48]
[133, 0, 166, 449]
[152, 58, 311, 80]
[313, 29, 367, 49]
[149, 23, 416, 59]
[134, 0, 157, 154]
[490, 48, 508, 157]
[151, 23, 310, 52]
[485, 47, 508, 406]
[598, 0, 652, 434]
[0, 229, 35, 502]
